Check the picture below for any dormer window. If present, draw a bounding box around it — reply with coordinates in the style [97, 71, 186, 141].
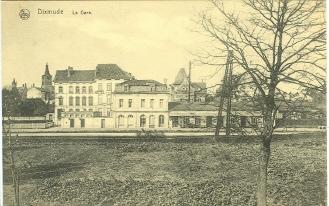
[124, 85, 129, 92]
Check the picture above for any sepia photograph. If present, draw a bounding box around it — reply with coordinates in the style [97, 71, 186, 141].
[2, 0, 326, 205]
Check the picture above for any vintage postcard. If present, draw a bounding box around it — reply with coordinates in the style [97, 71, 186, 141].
[2, 0, 326, 205]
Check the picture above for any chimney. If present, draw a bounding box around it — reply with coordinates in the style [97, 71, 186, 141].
[67, 66, 73, 77]
[32, 83, 35, 87]
[163, 78, 168, 85]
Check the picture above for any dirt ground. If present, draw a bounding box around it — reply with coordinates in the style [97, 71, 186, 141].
[3, 133, 326, 206]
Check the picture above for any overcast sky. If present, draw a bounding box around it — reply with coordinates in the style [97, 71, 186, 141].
[3, 1, 241, 89]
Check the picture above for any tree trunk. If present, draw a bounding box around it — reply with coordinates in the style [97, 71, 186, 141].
[257, 105, 274, 206]
[256, 138, 271, 206]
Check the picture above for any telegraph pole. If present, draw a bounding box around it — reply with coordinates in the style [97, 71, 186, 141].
[226, 51, 233, 136]
[188, 61, 192, 103]
[215, 50, 233, 138]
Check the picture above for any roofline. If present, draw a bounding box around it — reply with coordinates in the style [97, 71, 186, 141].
[53, 80, 96, 83]
[114, 91, 170, 94]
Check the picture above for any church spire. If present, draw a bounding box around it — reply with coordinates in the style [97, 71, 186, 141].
[45, 63, 50, 76]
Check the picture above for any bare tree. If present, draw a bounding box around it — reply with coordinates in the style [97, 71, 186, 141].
[197, 0, 325, 205]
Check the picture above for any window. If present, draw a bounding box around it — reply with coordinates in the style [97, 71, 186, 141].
[69, 86, 73, 94]
[82, 86, 86, 94]
[88, 86, 93, 93]
[88, 108, 93, 112]
[150, 99, 154, 109]
[251, 117, 258, 126]
[149, 115, 155, 128]
[69, 96, 73, 106]
[76, 96, 80, 106]
[88, 96, 93, 106]
[118, 115, 124, 128]
[76, 86, 80, 94]
[140, 115, 146, 127]
[107, 109, 111, 117]
[159, 99, 164, 108]
[159, 115, 165, 127]
[141, 99, 145, 108]
[107, 83, 112, 91]
[76, 108, 80, 112]
[107, 95, 112, 104]
[59, 86, 63, 93]
[69, 108, 73, 112]
[82, 96, 87, 106]
[124, 85, 129, 92]
[119, 99, 123, 108]
[58, 97, 63, 106]
[128, 115, 134, 128]
[128, 99, 132, 108]
[98, 95, 103, 104]
[98, 83, 103, 91]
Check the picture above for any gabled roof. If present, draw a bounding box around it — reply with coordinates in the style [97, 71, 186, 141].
[95, 64, 133, 80]
[118, 79, 164, 86]
[54, 70, 95, 83]
[173, 68, 187, 85]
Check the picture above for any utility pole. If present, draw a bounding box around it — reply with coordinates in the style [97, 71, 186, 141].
[215, 50, 233, 139]
[188, 61, 192, 103]
[226, 51, 233, 136]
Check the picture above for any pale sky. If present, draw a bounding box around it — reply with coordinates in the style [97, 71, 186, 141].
[2, 1, 236, 90]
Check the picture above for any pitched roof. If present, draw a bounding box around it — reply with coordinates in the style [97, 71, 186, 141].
[192, 82, 206, 90]
[169, 102, 218, 111]
[117, 79, 164, 86]
[173, 68, 187, 85]
[95, 64, 133, 80]
[54, 70, 95, 83]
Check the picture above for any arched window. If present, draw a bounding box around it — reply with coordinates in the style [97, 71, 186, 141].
[75, 96, 80, 106]
[82, 86, 86, 94]
[82, 96, 87, 106]
[58, 96, 63, 106]
[149, 115, 155, 128]
[76, 86, 80, 94]
[127, 115, 134, 128]
[140, 115, 146, 127]
[118, 115, 124, 128]
[159, 115, 165, 127]
[88, 96, 93, 106]
[88, 86, 93, 93]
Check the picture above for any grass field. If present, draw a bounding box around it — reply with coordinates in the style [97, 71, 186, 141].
[3, 133, 326, 206]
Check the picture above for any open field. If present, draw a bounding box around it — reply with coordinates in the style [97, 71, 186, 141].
[3, 133, 326, 206]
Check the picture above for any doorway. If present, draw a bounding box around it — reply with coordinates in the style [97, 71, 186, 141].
[101, 119, 105, 128]
[80, 119, 85, 128]
[70, 119, 75, 128]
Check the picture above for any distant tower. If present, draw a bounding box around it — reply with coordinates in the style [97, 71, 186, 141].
[41, 63, 52, 91]
[11, 78, 17, 88]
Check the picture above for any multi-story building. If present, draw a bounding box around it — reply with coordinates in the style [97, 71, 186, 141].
[114, 80, 169, 129]
[170, 68, 207, 102]
[53, 64, 170, 129]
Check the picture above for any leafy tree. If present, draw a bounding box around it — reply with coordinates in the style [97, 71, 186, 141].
[18, 99, 50, 116]
[2, 88, 22, 116]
